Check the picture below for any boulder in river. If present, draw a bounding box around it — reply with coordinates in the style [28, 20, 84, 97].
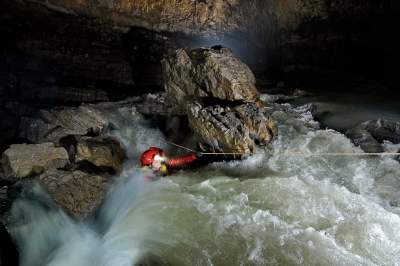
[163, 47, 277, 154]
[19, 105, 107, 144]
[163, 47, 260, 113]
[38, 169, 109, 218]
[346, 119, 400, 153]
[187, 101, 276, 154]
[346, 127, 384, 153]
[2, 143, 69, 179]
[76, 136, 126, 173]
[360, 119, 400, 143]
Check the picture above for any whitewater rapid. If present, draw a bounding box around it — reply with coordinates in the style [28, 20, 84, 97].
[6, 102, 400, 265]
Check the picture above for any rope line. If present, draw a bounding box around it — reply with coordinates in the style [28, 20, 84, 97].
[164, 141, 400, 157]
[163, 141, 196, 153]
[277, 152, 400, 156]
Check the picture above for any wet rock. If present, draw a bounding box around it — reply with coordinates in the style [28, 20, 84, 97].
[347, 119, 400, 153]
[164, 47, 277, 154]
[163, 47, 260, 112]
[187, 101, 276, 154]
[2, 143, 69, 179]
[19, 105, 107, 144]
[38, 169, 109, 218]
[76, 137, 126, 173]
[346, 127, 384, 153]
[360, 119, 400, 144]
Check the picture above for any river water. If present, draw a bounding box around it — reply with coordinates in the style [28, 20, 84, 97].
[6, 101, 400, 266]
[288, 91, 400, 132]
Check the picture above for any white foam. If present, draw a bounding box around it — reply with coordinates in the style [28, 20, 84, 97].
[7, 104, 400, 265]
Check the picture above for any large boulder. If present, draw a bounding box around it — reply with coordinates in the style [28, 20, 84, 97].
[19, 105, 107, 144]
[75, 137, 126, 173]
[38, 169, 109, 218]
[187, 101, 276, 154]
[163, 47, 277, 154]
[2, 143, 69, 179]
[163, 47, 260, 113]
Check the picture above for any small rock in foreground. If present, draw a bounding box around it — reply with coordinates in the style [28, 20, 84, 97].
[38, 169, 109, 218]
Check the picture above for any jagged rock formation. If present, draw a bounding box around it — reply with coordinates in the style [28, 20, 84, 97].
[188, 102, 276, 154]
[163, 47, 277, 154]
[18, 105, 107, 144]
[163, 47, 260, 112]
[2, 143, 69, 179]
[76, 136, 125, 173]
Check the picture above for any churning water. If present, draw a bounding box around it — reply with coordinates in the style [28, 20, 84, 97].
[6, 102, 400, 266]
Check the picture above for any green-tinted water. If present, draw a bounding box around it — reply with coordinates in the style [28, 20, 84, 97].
[7, 102, 400, 265]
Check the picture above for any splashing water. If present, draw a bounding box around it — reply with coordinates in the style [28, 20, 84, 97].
[6, 102, 400, 265]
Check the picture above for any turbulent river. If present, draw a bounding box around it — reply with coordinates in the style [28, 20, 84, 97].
[6, 101, 400, 266]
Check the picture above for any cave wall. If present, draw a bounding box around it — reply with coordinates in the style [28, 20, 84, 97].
[1, 0, 398, 103]
[279, 1, 398, 89]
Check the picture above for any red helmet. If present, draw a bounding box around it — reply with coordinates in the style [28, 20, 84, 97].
[140, 147, 165, 167]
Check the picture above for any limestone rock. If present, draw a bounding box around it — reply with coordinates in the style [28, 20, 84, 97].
[2, 143, 69, 179]
[38, 169, 109, 218]
[187, 101, 276, 154]
[163, 47, 260, 112]
[19, 105, 107, 144]
[76, 137, 125, 172]
[164, 47, 277, 154]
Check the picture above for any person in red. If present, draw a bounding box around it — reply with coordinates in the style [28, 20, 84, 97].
[140, 147, 200, 176]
